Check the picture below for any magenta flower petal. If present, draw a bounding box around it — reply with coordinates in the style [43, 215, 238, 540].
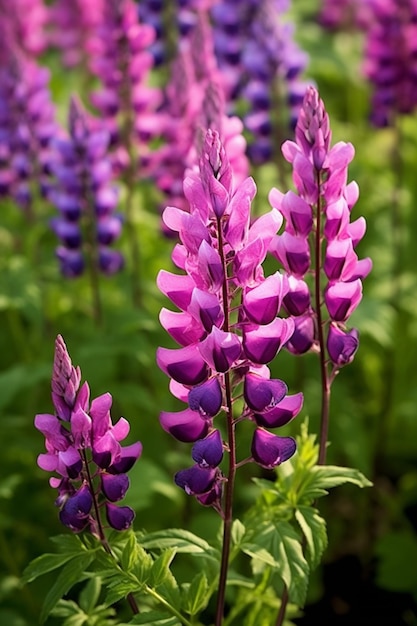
[324, 239, 358, 281]
[254, 393, 304, 428]
[243, 318, 295, 364]
[192, 430, 224, 468]
[58, 447, 83, 479]
[159, 408, 210, 442]
[244, 373, 288, 412]
[90, 393, 112, 439]
[188, 377, 223, 417]
[92, 432, 120, 469]
[157, 270, 195, 311]
[251, 429, 297, 469]
[188, 288, 224, 332]
[105, 503, 135, 530]
[243, 272, 288, 325]
[270, 231, 310, 277]
[71, 409, 92, 450]
[159, 308, 204, 347]
[156, 345, 208, 386]
[197, 240, 224, 292]
[325, 279, 363, 322]
[101, 473, 129, 502]
[35, 413, 70, 451]
[174, 464, 217, 495]
[198, 327, 242, 373]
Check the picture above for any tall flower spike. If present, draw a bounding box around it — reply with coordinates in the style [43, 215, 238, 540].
[157, 128, 302, 513]
[48, 96, 123, 280]
[35, 335, 142, 534]
[269, 86, 371, 474]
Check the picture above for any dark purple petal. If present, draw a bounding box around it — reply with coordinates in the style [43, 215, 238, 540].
[188, 377, 223, 417]
[101, 473, 130, 502]
[160, 408, 210, 442]
[197, 481, 223, 507]
[251, 429, 297, 469]
[285, 314, 316, 355]
[325, 279, 362, 322]
[59, 484, 92, 532]
[108, 442, 143, 474]
[188, 289, 224, 332]
[174, 464, 216, 495]
[192, 430, 224, 468]
[327, 323, 359, 366]
[244, 373, 288, 412]
[106, 503, 135, 530]
[92, 433, 120, 469]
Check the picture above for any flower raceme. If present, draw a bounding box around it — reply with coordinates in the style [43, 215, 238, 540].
[156, 129, 302, 510]
[35, 335, 142, 533]
[269, 85, 371, 369]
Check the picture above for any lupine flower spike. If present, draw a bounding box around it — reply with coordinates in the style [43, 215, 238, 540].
[269, 86, 371, 463]
[35, 335, 142, 535]
[157, 128, 303, 621]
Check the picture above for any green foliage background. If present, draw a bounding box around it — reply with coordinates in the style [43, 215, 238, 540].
[1, 0, 417, 624]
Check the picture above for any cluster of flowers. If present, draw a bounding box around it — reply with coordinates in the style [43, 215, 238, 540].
[89, 0, 161, 176]
[35, 335, 142, 532]
[156, 129, 302, 508]
[49, 97, 123, 277]
[363, 0, 417, 127]
[318, 0, 372, 31]
[269, 86, 372, 366]
[0, 27, 56, 213]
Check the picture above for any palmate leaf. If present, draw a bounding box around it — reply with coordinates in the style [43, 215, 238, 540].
[242, 521, 309, 607]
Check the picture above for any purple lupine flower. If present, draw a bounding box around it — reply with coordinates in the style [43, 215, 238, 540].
[269, 86, 371, 369]
[363, 0, 417, 127]
[89, 0, 161, 175]
[211, 0, 310, 164]
[157, 129, 302, 512]
[48, 96, 123, 277]
[35, 335, 142, 533]
[48, 0, 104, 69]
[0, 31, 57, 213]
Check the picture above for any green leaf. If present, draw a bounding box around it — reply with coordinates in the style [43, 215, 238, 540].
[121, 531, 143, 572]
[104, 577, 139, 608]
[140, 529, 218, 558]
[149, 549, 176, 588]
[303, 465, 372, 500]
[78, 577, 102, 614]
[231, 519, 246, 547]
[184, 572, 209, 616]
[295, 506, 328, 570]
[40, 553, 94, 623]
[22, 552, 81, 584]
[50, 534, 87, 554]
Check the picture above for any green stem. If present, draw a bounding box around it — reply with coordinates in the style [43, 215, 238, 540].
[81, 449, 139, 614]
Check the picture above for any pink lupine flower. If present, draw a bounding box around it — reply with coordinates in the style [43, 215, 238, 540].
[35, 336, 142, 533]
[269, 86, 371, 370]
[157, 129, 302, 512]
